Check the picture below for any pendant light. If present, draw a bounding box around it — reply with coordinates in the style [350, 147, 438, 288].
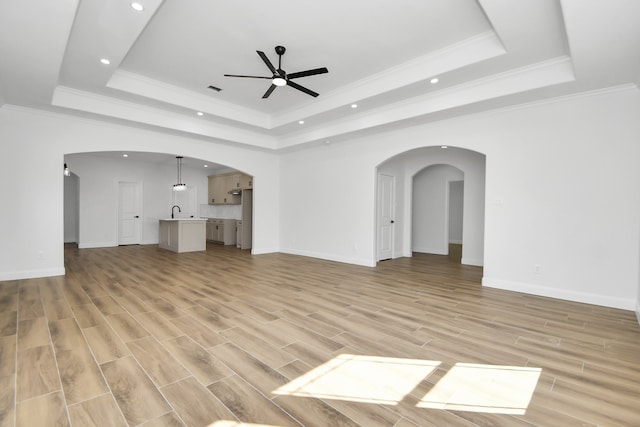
[64, 163, 70, 176]
[173, 156, 186, 191]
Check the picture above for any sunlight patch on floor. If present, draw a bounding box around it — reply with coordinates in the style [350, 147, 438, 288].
[272, 354, 441, 405]
[417, 363, 542, 414]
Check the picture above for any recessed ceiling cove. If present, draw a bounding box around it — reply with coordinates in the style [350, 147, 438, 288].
[9, 0, 638, 150]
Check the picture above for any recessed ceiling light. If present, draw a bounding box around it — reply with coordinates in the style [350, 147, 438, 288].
[351, 104, 358, 109]
[430, 77, 439, 84]
[100, 58, 111, 65]
[197, 111, 204, 116]
[440, 145, 448, 149]
[204, 164, 208, 168]
[122, 154, 129, 157]
[298, 120, 304, 125]
[324, 140, 332, 144]
[130, 2, 144, 11]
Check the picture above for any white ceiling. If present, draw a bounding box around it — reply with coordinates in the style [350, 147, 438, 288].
[1, 0, 639, 152]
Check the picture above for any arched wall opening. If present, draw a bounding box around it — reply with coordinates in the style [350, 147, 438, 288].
[376, 145, 486, 267]
[63, 151, 254, 250]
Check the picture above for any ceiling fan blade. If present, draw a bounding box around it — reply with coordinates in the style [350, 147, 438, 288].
[287, 80, 319, 97]
[287, 67, 329, 80]
[223, 74, 271, 79]
[257, 50, 277, 74]
[262, 84, 277, 99]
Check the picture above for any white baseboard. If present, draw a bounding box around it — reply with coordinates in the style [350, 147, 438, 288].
[280, 248, 376, 267]
[483, 277, 635, 311]
[78, 241, 117, 249]
[0, 267, 66, 281]
[250, 247, 279, 255]
[636, 302, 640, 327]
[413, 247, 448, 255]
[449, 239, 463, 244]
[461, 257, 484, 266]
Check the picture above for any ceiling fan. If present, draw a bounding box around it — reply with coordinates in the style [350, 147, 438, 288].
[224, 45, 328, 99]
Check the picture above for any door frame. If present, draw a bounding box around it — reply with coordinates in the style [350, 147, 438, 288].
[117, 181, 142, 245]
[376, 172, 395, 261]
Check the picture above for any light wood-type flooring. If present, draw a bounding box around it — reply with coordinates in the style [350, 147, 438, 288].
[1, 243, 639, 426]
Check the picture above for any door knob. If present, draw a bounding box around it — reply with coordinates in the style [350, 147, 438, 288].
[390, 220, 395, 223]
[134, 215, 139, 218]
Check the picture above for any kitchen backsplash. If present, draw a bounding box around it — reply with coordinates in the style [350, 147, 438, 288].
[199, 204, 242, 220]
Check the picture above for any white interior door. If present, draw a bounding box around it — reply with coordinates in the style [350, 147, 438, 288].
[377, 173, 395, 261]
[118, 181, 141, 245]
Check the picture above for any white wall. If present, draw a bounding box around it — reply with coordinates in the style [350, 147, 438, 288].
[449, 180, 464, 244]
[0, 106, 281, 280]
[63, 172, 79, 243]
[280, 87, 640, 310]
[412, 164, 464, 254]
[279, 140, 377, 265]
[65, 153, 210, 248]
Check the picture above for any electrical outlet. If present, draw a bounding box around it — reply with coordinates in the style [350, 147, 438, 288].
[534, 264, 541, 274]
[37, 250, 44, 261]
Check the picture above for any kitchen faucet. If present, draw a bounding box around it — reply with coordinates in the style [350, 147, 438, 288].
[171, 205, 181, 219]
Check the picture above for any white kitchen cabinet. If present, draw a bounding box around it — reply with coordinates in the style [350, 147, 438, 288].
[208, 175, 235, 205]
[206, 218, 237, 245]
[208, 172, 252, 205]
[159, 219, 206, 253]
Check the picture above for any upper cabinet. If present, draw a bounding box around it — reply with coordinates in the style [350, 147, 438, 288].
[208, 172, 252, 205]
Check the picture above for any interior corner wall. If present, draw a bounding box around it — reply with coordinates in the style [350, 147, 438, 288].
[279, 141, 377, 266]
[0, 106, 281, 280]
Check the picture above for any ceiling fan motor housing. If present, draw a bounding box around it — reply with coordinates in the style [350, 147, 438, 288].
[223, 44, 328, 98]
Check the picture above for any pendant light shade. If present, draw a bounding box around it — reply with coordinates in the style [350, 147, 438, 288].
[173, 156, 186, 191]
[64, 163, 70, 176]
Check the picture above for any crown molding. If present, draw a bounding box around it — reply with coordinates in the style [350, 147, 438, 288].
[271, 31, 507, 128]
[107, 70, 271, 128]
[52, 86, 278, 149]
[276, 56, 575, 149]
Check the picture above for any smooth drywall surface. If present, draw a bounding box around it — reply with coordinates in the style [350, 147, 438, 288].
[449, 180, 464, 244]
[0, 106, 280, 279]
[63, 172, 79, 243]
[278, 140, 376, 265]
[280, 87, 640, 309]
[412, 164, 464, 254]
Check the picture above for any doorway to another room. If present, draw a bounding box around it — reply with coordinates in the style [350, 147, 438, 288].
[375, 146, 485, 267]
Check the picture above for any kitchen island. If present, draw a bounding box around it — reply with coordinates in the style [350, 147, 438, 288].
[158, 218, 206, 253]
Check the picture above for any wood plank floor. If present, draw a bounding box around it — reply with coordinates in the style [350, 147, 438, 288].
[1, 243, 639, 426]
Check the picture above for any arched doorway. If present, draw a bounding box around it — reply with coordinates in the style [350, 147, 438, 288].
[376, 146, 485, 266]
[63, 151, 254, 250]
